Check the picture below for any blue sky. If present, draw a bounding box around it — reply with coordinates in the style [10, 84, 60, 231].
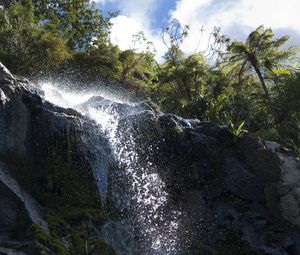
[97, 0, 175, 30]
[95, 0, 300, 61]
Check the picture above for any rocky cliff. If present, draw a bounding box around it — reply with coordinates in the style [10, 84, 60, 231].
[0, 62, 300, 255]
[0, 63, 115, 254]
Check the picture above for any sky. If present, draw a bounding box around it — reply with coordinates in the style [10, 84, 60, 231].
[95, 0, 300, 61]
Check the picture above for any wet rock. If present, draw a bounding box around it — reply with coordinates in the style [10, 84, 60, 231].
[0, 63, 112, 254]
[118, 110, 300, 254]
[277, 154, 300, 227]
[1, 61, 300, 255]
[0, 62, 14, 84]
[235, 134, 281, 183]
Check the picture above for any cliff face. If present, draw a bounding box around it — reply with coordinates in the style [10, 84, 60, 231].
[110, 106, 300, 255]
[0, 62, 300, 255]
[0, 63, 115, 254]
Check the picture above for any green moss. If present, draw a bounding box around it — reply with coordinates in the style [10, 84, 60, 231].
[44, 208, 116, 255]
[58, 207, 103, 225]
[70, 229, 87, 254]
[88, 240, 117, 255]
[69, 230, 116, 255]
[35, 147, 100, 208]
[1, 111, 113, 255]
[27, 224, 69, 255]
[46, 210, 70, 238]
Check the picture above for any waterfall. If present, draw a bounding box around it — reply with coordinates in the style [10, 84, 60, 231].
[41, 82, 182, 255]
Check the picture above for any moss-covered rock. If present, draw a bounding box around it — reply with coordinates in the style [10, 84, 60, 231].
[26, 224, 69, 255]
[0, 63, 115, 255]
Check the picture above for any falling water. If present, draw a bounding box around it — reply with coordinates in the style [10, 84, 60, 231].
[41, 82, 182, 255]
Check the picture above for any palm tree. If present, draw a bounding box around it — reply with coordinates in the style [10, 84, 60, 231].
[223, 25, 297, 100]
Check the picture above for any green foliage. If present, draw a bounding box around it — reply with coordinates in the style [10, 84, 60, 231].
[256, 128, 281, 142]
[69, 231, 117, 255]
[31, 206, 115, 255]
[0, 2, 70, 75]
[67, 43, 122, 82]
[88, 240, 117, 255]
[273, 72, 300, 118]
[31, 0, 113, 50]
[27, 224, 69, 255]
[221, 25, 298, 100]
[119, 49, 154, 81]
[2, 3, 300, 254]
[0, 2, 299, 155]
[155, 25, 299, 154]
[230, 121, 248, 137]
[155, 52, 212, 118]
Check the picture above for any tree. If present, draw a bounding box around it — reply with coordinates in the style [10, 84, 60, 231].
[0, 2, 69, 75]
[156, 52, 213, 118]
[67, 43, 122, 82]
[223, 25, 297, 100]
[11, 0, 113, 50]
[161, 19, 189, 65]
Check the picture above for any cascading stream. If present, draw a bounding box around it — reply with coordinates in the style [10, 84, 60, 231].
[41, 82, 182, 255]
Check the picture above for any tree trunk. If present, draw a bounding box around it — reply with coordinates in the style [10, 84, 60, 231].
[251, 61, 271, 100]
[251, 60, 281, 123]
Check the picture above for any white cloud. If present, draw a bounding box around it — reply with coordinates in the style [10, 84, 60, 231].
[118, 0, 157, 22]
[110, 15, 165, 61]
[110, 15, 144, 50]
[105, 0, 300, 61]
[170, 0, 300, 55]
[108, 0, 165, 61]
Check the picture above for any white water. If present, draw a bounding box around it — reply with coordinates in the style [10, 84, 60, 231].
[41, 82, 182, 255]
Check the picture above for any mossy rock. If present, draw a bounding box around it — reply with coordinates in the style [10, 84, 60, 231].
[47, 207, 103, 227]
[27, 218, 116, 255]
[70, 230, 116, 255]
[26, 224, 69, 255]
[31, 138, 100, 209]
[44, 208, 116, 255]
[88, 240, 117, 255]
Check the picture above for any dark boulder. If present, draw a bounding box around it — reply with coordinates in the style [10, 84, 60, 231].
[116, 107, 300, 254]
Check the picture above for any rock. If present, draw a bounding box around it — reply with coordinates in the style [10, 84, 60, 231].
[0, 89, 9, 106]
[1, 61, 300, 255]
[221, 150, 265, 202]
[0, 63, 14, 83]
[265, 140, 282, 153]
[0, 247, 27, 255]
[0, 163, 49, 233]
[277, 154, 300, 227]
[0, 63, 115, 254]
[265, 140, 295, 156]
[235, 134, 281, 183]
[115, 111, 300, 254]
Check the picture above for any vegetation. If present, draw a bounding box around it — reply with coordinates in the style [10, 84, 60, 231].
[222, 25, 297, 100]
[0, 1, 299, 155]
